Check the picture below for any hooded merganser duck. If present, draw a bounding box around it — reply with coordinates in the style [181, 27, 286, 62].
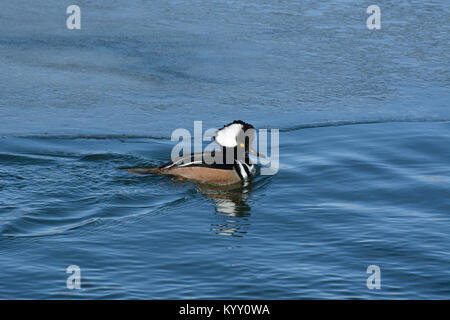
[128, 120, 265, 185]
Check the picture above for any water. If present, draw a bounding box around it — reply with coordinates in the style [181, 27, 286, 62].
[0, 0, 449, 299]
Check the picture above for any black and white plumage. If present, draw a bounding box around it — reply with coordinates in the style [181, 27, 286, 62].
[128, 120, 262, 185]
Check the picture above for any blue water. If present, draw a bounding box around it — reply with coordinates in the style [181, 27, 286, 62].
[1, 1, 449, 299]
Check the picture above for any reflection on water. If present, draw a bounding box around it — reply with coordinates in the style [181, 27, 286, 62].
[198, 183, 252, 237]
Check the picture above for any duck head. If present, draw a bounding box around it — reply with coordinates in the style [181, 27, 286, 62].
[214, 120, 265, 158]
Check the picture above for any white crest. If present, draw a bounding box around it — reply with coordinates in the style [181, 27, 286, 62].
[215, 123, 243, 147]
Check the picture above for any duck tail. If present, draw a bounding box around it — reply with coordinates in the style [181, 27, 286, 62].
[127, 168, 163, 175]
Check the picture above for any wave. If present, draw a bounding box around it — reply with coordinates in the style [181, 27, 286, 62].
[4, 118, 449, 141]
[1, 195, 190, 239]
[279, 118, 450, 132]
[8, 134, 169, 141]
[1, 217, 100, 238]
[79, 153, 145, 162]
[0, 153, 57, 165]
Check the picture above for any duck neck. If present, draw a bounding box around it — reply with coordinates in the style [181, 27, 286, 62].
[222, 147, 250, 165]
